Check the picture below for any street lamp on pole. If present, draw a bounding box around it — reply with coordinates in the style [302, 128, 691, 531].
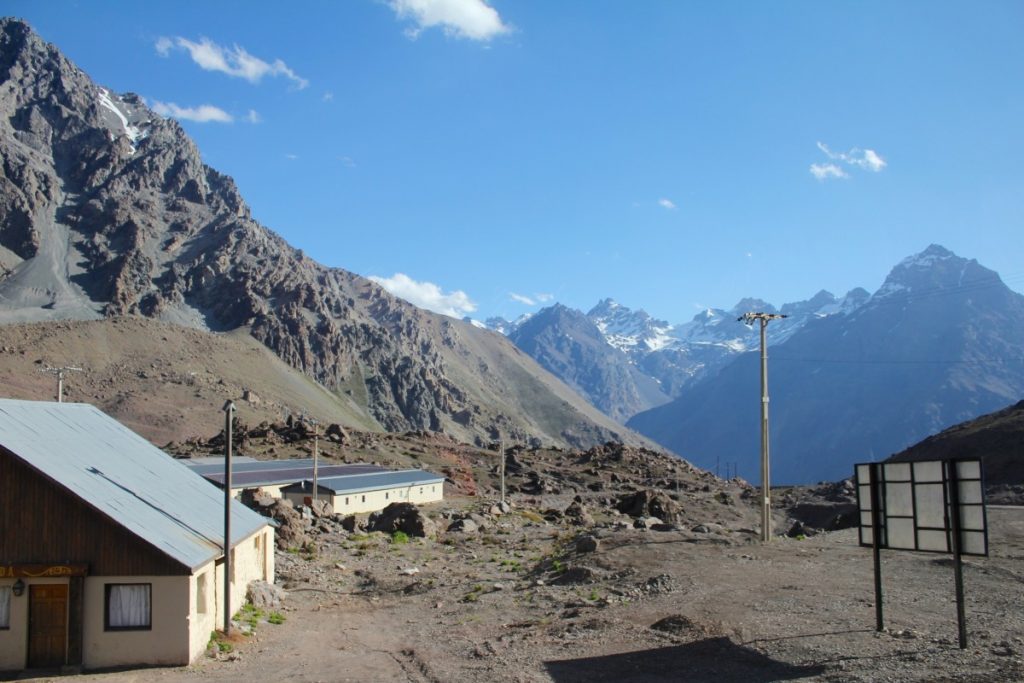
[738, 311, 787, 543]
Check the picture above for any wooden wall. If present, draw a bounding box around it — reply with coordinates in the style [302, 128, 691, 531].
[0, 448, 190, 576]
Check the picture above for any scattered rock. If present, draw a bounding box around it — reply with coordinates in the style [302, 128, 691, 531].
[576, 535, 600, 553]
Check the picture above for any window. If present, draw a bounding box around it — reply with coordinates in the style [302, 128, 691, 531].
[385, 492, 389, 500]
[196, 572, 208, 615]
[345, 497, 349, 506]
[420, 487, 424, 494]
[0, 585, 10, 629]
[105, 584, 151, 630]
[361, 495, 365, 503]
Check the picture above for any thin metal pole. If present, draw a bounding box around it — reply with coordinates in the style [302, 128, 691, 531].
[313, 424, 319, 505]
[499, 437, 506, 505]
[58, 370, 64, 403]
[947, 460, 968, 649]
[759, 318, 771, 542]
[223, 400, 235, 634]
[869, 462, 884, 632]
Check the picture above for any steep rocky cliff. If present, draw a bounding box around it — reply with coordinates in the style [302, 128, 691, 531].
[0, 18, 646, 449]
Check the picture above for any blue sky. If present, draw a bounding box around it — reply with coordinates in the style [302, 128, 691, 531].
[9, 1, 1024, 323]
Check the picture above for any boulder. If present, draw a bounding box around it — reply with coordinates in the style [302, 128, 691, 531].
[447, 517, 479, 534]
[616, 489, 681, 523]
[575, 535, 600, 553]
[246, 580, 286, 610]
[367, 503, 437, 538]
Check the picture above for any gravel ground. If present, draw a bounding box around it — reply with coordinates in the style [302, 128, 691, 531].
[10, 504, 1023, 683]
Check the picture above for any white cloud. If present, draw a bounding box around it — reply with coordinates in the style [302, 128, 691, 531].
[658, 198, 677, 210]
[322, 91, 334, 102]
[536, 293, 554, 303]
[245, 109, 262, 124]
[156, 36, 309, 89]
[389, 0, 510, 41]
[816, 141, 887, 173]
[338, 155, 356, 168]
[510, 293, 535, 305]
[369, 273, 477, 318]
[154, 36, 174, 56]
[151, 101, 233, 123]
[284, 153, 299, 160]
[810, 163, 849, 181]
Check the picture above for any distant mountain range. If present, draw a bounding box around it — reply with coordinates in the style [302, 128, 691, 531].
[485, 245, 1024, 484]
[0, 18, 647, 451]
[484, 285, 871, 420]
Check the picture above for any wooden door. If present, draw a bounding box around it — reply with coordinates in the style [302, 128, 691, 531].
[28, 584, 67, 668]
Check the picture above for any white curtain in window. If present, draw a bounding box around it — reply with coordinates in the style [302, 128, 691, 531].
[0, 586, 10, 628]
[109, 584, 150, 628]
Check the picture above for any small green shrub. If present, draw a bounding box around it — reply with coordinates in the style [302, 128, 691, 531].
[268, 611, 285, 625]
[391, 530, 410, 544]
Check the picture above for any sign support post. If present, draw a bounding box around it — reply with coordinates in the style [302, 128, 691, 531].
[869, 462, 884, 632]
[946, 460, 968, 649]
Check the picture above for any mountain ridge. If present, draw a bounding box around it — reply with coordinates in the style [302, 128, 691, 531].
[0, 17, 650, 450]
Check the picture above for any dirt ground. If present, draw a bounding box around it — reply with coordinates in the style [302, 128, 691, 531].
[9, 503, 1024, 683]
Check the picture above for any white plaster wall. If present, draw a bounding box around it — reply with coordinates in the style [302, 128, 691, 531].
[210, 526, 276, 635]
[283, 483, 443, 515]
[0, 577, 36, 671]
[83, 575, 191, 669]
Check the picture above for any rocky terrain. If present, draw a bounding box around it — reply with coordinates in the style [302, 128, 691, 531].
[11, 427, 1024, 683]
[0, 17, 644, 451]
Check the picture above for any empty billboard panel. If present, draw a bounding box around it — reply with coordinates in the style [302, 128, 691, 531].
[855, 459, 987, 557]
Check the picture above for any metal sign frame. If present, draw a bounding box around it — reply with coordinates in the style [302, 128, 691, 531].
[855, 459, 988, 557]
[854, 458, 987, 649]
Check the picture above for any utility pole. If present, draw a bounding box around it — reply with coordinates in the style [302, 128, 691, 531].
[738, 312, 787, 543]
[41, 366, 83, 403]
[222, 400, 236, 634]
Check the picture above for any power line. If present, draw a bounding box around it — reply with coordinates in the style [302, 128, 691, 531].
[772, 356, 1024, 366]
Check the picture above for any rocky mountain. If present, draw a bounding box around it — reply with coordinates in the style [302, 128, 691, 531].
[0, 18, 648, 450]
[507, 304, 669, 422]
[888, 399, 1024, 488]
[628, 245, 1024, 484]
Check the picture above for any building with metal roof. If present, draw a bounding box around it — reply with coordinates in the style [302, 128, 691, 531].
[0, 399, 274, 672]
[281, 469, 445, 514]
[181, 457, 387, 498]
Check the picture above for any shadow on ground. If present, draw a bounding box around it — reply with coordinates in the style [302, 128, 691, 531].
[544, 637, 827, 683]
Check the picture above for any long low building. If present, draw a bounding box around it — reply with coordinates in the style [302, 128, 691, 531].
[0, 399, 274, 672]
[281, 470, 446, 514]
[181, 458, 387, 498]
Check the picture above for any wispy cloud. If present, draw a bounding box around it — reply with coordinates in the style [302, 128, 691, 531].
[338, 155, 356, 168]
[389, 0, 510, 41]
[284, 153, 299, 160]
[245, 109, 262, 124]
[156, 36, 309, 89]
[510, 292, 554, 306]
[151, 101, 233, 123]
[536, 293, 554, 303]
[658, 198, 677, 210]
[812, 141, 887, 180]
[322, 91, 334, 102]
[809, 163, 848, 181]
[369, 273, 477, 318]
[510, 293, 535, 305]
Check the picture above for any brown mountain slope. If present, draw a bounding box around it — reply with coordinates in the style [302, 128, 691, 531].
[0, 19, 649, 450]
[888, 398, 1024, 486]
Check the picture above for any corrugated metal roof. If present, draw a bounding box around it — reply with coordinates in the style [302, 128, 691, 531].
[0, 399, 269, 571]
[180, 458, 386, 487]
[285, 469, 445, 495]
